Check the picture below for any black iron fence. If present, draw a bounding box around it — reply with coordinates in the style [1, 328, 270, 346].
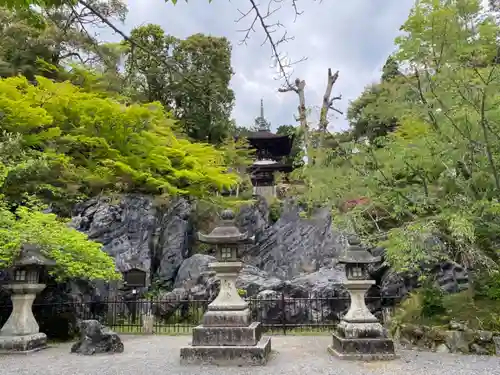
[0, 293, 400, 338]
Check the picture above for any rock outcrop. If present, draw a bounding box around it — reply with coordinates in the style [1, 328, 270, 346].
[71, 195, 194, 286]
[68, 194, 350, 300]
[243, 200, 346, 280]
[368, 246, 469, 298]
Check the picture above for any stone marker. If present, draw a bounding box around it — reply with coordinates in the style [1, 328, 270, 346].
[71, 320, 124, 355]
[328, 235, 397, 361]
[0, 244, 56, 354]
[180, 209, 272, 366]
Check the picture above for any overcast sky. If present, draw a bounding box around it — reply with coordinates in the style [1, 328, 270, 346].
[105, 0, 415, 132]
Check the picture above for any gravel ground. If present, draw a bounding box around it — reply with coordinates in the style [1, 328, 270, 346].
[1, 335, 500, 375]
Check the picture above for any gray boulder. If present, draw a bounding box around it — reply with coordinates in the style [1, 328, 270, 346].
[174, 254, 216, 289]
[172, 257, 287, 301]
[288, 266, 347, 296]
[70, 320, 124, 355]
[237, 265, 286, 296]
[151, 288, 193, 322]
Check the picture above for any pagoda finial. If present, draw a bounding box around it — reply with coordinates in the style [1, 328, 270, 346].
[254, 99, 270, 131]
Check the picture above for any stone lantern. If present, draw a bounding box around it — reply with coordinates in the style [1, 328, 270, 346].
[328, 235, 396, 360]
[180, 209, 272, 366]
[0, 244, 56, 353]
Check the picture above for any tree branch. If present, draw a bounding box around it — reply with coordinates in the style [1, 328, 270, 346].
[235, 0, 307, 88]
[318, 68, 341, 148]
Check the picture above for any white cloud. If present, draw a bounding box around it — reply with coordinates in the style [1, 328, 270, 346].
[111, 0, 415, 132]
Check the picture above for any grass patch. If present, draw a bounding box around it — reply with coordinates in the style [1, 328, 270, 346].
[392, 289, 500, 332]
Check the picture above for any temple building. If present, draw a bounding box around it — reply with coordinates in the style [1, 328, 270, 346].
[246, 99, 294, 200]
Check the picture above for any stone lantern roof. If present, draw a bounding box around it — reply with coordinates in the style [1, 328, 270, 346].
[197, 209, 254, 245]
[14, 244, 56, 268]
[337, 235, 381, 265]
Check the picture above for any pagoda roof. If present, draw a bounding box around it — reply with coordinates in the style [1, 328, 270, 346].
[246, 131, 292, 140]
[248, 162, 294, 173]
[243, 131, 294, 158]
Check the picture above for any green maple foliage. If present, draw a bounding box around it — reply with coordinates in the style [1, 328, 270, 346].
[0, 75, 239, 207]
[0, 74, 240, 280]
[0, 132, 119, 281]
[0, 0, 246, 283]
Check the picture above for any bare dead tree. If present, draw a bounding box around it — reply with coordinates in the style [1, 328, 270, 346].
[318, 68, 342, 148]
[278, 69, 342, 165]
[279, 78, 311, 163]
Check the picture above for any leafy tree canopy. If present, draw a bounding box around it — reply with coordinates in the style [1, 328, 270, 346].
[0, 2, 128, 91]
[0, 75, 239, 210]
[306, 0, 500, 275]
[0, 132, 119, 281]
[124, 24, 235, 144]
[276, 125, 304, 168]
[0, 0, 243, 282]
[347, 56, 414, 141]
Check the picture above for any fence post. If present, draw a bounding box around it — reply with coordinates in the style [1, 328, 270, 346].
[281, 292, 286, 336]
[142, 313, 154, 334]
[382, 306, 395, 326]
[106, 296, 115, 327]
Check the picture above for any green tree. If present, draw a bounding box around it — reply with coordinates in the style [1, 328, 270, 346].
[306, 0, 500, 275]
[0, 2, 127, 84]
[124, 25, 235, 144]
[276, 124, 304, 167]
[347, 55, 412, 141]
[381, 56, 402, 82]
[0, 75, 239, 211]
[347, 83, 398, 141]
[0, 132, 119, 281]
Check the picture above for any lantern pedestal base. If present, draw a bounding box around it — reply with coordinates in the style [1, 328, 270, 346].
[202, 308, 251, 327]
[180, 337, 271, 366]
[328, 321, 396, 361]
[328, 335, 396, 361]
[180, 322, 272, 366]
[0, 332, 47, 354]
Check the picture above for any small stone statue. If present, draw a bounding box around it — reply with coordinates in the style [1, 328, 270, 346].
[70, 320, 124, 355]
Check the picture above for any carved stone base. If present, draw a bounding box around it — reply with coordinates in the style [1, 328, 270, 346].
[0, 333, 47, 354]
[328, 332, 396, 361]
[202, 309, 251, 327]
[336, 321, 386, 339]
[181, 321, 271, 365]
[192, 322, 262, 346]
[180, 336, 272, 366]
